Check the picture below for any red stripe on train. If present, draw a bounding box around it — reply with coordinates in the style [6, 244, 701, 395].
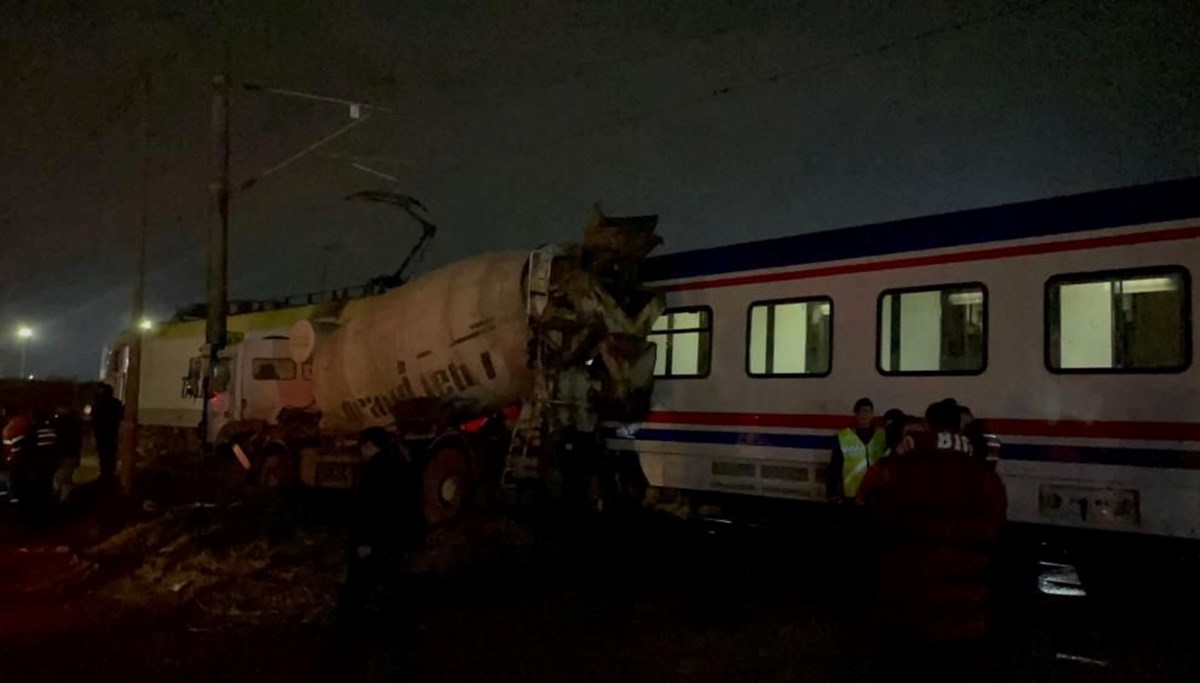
[661, 224, 1200, 292]
[643, 411, 1200, 442]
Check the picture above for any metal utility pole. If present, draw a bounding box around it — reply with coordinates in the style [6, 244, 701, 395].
[119, 71, 151, 493]
[190, 71, 386, 445]
[201, 73, 231, 446]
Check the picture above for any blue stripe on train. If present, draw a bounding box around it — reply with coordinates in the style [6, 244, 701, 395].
[643, 176, 1200, 282]
[631, 428, 834, 450]
[1000, 443, 1200, 469]
[626, 428, 1200, 470]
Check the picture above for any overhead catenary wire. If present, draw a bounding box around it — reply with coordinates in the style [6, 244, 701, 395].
[701, 0, 1062, 104]
[11, 0, 1061, 222]
[238, 80, 398, 114]
[9, 0, 1072, 325]
[435, 0, 1065, 170]
[236, 113, 373, 192]
[317, 152, 414, 166]
[349, 162, 402, 184]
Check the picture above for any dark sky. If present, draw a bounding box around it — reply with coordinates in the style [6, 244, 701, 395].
[2, 0, 1198, 379]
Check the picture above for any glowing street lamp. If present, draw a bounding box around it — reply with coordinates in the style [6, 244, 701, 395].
[139, 318, 154, 332]
[15, 326, 34, 378]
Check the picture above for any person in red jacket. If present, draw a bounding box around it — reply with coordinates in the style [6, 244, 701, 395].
[3, 408, 57, 520]
[860, 398, 1007, 679]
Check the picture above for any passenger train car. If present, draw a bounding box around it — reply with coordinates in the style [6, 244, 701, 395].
[610, 177, 1200, 543]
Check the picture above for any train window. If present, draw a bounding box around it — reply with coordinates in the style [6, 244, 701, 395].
[877, 283, 987, 375]
[252, 358, 297, 381]
[746, 297, 833, 377]
[648, 308, 712, 378]
[1046, 267, 1191, 373]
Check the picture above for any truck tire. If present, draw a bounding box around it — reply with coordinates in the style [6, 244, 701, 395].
[421, 443, 471, 526]
[259, 441, 294, 489]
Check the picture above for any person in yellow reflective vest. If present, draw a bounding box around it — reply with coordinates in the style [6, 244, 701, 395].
[827, 397, 886, 502]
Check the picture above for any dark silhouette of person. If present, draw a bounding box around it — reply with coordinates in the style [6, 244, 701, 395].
[861, 398, 1007, 680]
[335, 427, 426, 680]
[92, 383, 124, 485]
[343, 427, 425, 619]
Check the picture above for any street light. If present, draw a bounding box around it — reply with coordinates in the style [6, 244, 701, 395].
[139, 318, 154, 332]
[15, 326, 33, 379]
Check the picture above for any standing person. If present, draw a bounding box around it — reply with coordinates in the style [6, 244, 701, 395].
[52, 404, 83, 502]
[335, 427, 426, 681]
[959, 405, 993, 461]
[343, 427, 425, 621]
[825, 398, 886, 623]
[861, 399, 1007, 680]
[827, 397, 886, 503]
[91, 383, 124, 486]
[2, 408, 59, 521]
[31, 409, 61, 514]
[3, 409, 39, 519]
[881, 409, 908, 455]
[959, 405, 975, 431]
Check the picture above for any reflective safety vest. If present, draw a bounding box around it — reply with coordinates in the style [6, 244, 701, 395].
[837, 428, 886, 497]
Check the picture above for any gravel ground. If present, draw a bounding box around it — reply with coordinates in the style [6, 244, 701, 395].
[1, 477, 1198, 683]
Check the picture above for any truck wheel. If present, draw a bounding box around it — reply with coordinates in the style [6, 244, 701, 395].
[259, 442, 294, 489]
[422, 444, 470, 526]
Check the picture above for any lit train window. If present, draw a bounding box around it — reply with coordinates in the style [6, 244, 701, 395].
[648, 308, 712, 378]
[1046, 267, 1191, 373]
[252, 358, 297, 381]
[747, 297, 833, 377]
[877, 283, 987, 375]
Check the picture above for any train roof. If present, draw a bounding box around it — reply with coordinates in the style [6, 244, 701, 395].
[643, 176, 1200, 283]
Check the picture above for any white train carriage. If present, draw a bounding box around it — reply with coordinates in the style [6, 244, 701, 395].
[610, 177, 1200, 541]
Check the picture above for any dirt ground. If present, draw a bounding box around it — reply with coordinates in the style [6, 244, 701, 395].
[1, 456, 1197, 682]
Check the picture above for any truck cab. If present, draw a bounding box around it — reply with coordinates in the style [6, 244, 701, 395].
[204, 337, 315, 444]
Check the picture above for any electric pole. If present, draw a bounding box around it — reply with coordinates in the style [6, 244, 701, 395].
[119, 71, 151, 493]
[193, 71, 384, 446]
[201, 73, 231, 446]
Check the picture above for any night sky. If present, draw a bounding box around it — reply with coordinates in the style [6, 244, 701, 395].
[2, 0, 1198, 379]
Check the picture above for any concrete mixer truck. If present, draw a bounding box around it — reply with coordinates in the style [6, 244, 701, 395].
[106, 206, 664, 524]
